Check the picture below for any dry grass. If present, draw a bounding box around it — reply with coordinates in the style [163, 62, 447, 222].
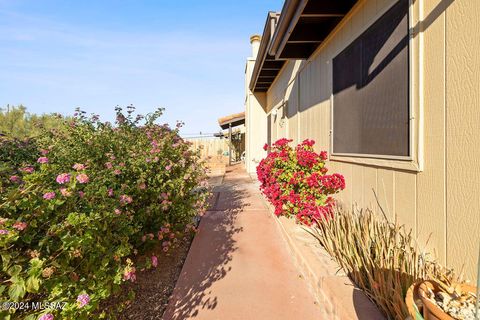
[309, 206, 460, 319]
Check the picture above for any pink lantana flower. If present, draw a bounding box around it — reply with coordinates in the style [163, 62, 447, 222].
[114, 209, 121, 215]
[9, 175, 21, 183]
[120, 195, 133, 205]
[12, 222, 27, 231]
[105, 162, 113, 169]
[108, 188, 114, 197]
[165, 164, 172, 171]
[78, 191, 85, 198]
[39, 313, 54, 320]
[60, 188, 72, 197]
[76, 173, 89, 184]
[56, 173, 71, 184]
[76, 294, 90, 308]
[72, 163, 86, 171]
[43, 192, 56, 200]
[37, 157, 49, 164]
[20, 166, 34, 174]
[0, 229, 9, 235]
[114, 169, 121, 175]
[151, 255, 158, 268]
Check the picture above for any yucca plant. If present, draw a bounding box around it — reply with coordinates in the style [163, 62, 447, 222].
[309, 206, 457, 319]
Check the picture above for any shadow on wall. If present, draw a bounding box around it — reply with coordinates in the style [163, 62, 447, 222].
[162, 170, 249, 320]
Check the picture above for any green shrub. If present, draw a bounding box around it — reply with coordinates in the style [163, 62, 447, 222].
[0, 106, 209, 319]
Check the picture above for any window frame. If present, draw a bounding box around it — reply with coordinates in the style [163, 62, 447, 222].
[329, 0, 423, 172]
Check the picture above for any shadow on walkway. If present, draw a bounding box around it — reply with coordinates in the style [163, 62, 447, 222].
[163, 166, 249, 319]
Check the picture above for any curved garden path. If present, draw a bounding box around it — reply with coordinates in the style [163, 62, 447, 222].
[163, 164, 324, 319]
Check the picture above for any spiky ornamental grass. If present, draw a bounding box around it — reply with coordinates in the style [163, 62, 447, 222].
[308, 206, 460, 319]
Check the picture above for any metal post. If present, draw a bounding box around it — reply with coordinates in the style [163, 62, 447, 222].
[228, 122, 232, 166]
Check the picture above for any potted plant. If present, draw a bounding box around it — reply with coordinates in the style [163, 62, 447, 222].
[418, 277, 477, 320]
[406, 281, 424, 320]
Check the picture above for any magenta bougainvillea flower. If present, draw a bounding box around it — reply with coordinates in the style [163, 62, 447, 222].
[76, 173, 89, 184]
[257, 138, 345, 225]
[56, 173, 71, 184]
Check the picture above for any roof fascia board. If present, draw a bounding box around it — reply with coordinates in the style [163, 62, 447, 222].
[249, 12, 280, 91]
[274, 0, 309, 60]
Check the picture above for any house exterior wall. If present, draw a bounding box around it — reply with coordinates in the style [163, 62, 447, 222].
[245, 57, 268, 175]
[246, 0, 480, 280]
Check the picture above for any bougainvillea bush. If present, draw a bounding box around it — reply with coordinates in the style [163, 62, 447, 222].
[257, 138, 345, 224]
[0, 106, 209, 320]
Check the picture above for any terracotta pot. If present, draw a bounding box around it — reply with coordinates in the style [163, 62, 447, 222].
[418, 280, 477, 320]
[405, 282, 424, 320]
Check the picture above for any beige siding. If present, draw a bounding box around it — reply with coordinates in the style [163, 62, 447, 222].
[255, 0, 480, 280]
[444, 0, 480, 278]
[416, 0, 447, 264]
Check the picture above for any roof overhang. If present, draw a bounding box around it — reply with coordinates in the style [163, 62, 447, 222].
[269, 0, 358, 59]
[250, 1, 358, 93]
[249, 12, 285, 93]
[218, 112, 245, 130]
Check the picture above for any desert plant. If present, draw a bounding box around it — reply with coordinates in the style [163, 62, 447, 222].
[309, 206, 457, 319]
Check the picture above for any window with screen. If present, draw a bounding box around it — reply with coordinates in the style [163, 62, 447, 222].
[332, 0, 409, 157]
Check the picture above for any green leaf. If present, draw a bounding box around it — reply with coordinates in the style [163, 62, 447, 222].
[26, 275, 40, 292]
[7, 265, 22, 276]
[8, 277, 26, 300]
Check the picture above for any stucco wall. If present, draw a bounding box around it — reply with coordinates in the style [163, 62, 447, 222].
[253, 0, 479, 280]
[245, 58, 268, 175]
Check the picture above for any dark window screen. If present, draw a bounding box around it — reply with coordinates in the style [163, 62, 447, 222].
[333, 0, 409, 157]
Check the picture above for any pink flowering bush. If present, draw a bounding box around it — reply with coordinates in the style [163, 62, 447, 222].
[257, 138, 345, 224]
[0, 106, 209, 319]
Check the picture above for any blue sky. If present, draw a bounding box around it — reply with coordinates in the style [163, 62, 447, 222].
[0, 0, 282, 135]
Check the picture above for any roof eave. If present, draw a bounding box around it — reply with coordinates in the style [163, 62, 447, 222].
[248, 12, 280, 92]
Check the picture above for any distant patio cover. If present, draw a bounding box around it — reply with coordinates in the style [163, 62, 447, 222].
[218, 112, 245, 130]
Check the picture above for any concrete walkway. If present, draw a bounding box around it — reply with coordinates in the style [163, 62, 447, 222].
[163, 165, 324, 320]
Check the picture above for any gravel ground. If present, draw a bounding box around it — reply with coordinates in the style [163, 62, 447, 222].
[100, 235, 193, 319]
